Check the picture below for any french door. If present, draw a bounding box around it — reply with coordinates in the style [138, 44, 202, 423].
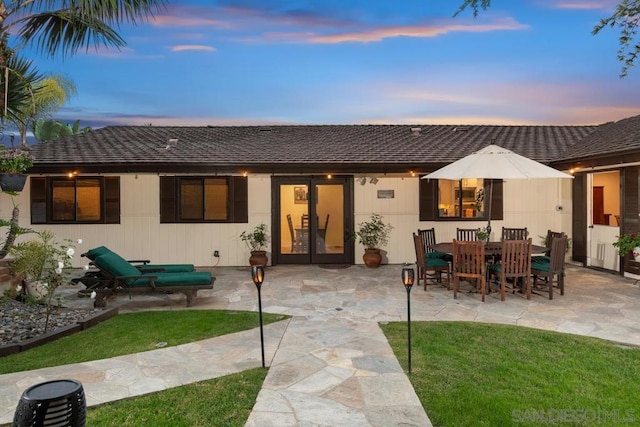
[272, 176, 354, 265]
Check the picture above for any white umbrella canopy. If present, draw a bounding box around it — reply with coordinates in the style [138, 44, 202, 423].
[422, 144, 573, 237]
[422, 144, 574, 180]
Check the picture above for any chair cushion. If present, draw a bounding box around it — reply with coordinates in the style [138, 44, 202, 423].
[130, 271, 212, 288]
[531, 262, 550, 272]
[425, 257, 449, 267]
[85, 246, 112, 261]
[427, 251, 449, 260]
[94, 252, 142, 279]
[531, 255, 550, 264]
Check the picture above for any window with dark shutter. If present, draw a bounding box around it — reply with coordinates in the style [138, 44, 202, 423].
[29, 176, 120, 224]
[419, 177, 502, 221]
[160, 176, 248, 223]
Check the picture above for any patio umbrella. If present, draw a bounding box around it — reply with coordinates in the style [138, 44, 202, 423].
[422, 144, 573, 237]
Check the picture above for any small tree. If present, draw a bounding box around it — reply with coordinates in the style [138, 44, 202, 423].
[9, 230, 80, 331]
[240, 223, 269, 252]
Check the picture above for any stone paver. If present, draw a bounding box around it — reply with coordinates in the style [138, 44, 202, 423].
[1, 264, 639, 426]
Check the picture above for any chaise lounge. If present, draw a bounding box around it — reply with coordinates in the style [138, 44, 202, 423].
[88, 250, 214, 308]
[73, 246, 196, 290]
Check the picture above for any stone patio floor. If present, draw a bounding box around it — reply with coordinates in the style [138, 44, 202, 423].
[1, 263, 639, 426]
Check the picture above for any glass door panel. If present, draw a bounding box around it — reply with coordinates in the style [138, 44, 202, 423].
[315, 184, 344, 255]
[279, 184, 309, 255]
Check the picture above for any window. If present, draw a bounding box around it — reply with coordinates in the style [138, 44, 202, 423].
[438, 179, 485, 219]
[420, 177, 502, 221]
[160, 176, 248, 223]
[31, 176, 120, 224]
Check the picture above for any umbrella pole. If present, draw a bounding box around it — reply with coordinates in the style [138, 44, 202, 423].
[486, 180, 493, 239]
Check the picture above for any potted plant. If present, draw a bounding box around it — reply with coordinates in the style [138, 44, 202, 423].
[476, 227, 489, 242]
[613, 232, 640, 260]
[354, 213, 393, 268]
[0, 147, 34, 191]
[240, 223, 269, 266]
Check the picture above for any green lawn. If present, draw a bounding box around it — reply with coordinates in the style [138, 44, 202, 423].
[86, 368, 267, 426]
[381, 321, 640, 427]
[1, 310, 287, 374]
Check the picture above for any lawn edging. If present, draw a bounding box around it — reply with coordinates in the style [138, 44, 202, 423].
[0, 307, 119, 357]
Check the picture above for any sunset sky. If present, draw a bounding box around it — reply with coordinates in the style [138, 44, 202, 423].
[19, 0, 640, 129]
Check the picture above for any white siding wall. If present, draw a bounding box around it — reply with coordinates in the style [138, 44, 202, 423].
[0, 174, 571, 267]
[355, 177, 573, 265]
[0, 174, 272, 268]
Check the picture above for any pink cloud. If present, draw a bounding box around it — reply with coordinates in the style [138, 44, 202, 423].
[297, 18, 527, 44]
[170, 45, 216, 52]
[541, 0, 618, 10]
[151, 14, 231, 28]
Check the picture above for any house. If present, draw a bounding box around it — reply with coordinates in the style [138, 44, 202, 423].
[5, 117, 632, 270]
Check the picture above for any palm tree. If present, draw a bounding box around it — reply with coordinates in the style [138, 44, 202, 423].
[32, 118, 90, 142]
[12, 74, 76, 147]
[0, 0, 166, 117]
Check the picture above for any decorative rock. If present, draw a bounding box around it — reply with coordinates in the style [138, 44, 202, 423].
[0, 299, 101, 346]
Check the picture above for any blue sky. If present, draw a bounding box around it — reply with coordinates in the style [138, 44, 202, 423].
[22, 0, 640, 128]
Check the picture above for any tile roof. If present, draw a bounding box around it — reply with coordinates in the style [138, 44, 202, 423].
[28, 123, 597, 173]
[554, 114, 640, 162]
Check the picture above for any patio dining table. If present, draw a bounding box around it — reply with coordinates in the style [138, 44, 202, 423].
[430, 241, 548, 256]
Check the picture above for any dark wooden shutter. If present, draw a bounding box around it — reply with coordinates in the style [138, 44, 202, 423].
[489, 180, 503, 220]
[231, 176, 248, 223]
[622, 167, 640, 235]
[104, 177, 120, 224]
[30, 177, 47, 224]
[572, 173, 588, 265]
[419, 177, 437, 221]
[160, 176, 177, 223]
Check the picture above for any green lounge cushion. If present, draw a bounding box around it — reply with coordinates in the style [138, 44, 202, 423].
[94, 252, 142, 278]
[129, 272, 212, 288]
[87, 246, 194, 273]
[137, 264, 195, 273]
[425, 257, 449, 267]
[85, 246, 112, 260]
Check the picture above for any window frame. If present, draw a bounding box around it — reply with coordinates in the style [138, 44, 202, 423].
[160, 175, 248, 224]
[419, 177, 503, 222]
[30, 176, 120, 224]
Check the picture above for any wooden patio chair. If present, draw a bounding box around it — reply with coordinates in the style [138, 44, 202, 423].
[456, 227, 480, 241]
[490, 238, 532, 301]
[413, 233, 450, 290]
[501, 227, 528, 240]
[531, 235, 567, 299]
[532, 230, 564, 264]
[452, 240, 486, 301]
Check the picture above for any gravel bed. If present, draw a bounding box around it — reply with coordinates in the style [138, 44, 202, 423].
[0, 299, 102, 345]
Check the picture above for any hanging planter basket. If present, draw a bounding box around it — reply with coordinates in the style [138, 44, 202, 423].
[0, 173, 27, 192]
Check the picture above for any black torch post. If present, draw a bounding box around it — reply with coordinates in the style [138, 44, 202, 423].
[402, 264, 415, 373]
[251, 265, 265, 368]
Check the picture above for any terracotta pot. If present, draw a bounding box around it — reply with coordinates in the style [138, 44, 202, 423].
[362, 248, 382, 268]
[249, 250, 268, 267]
[0, 173, 27, 192]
